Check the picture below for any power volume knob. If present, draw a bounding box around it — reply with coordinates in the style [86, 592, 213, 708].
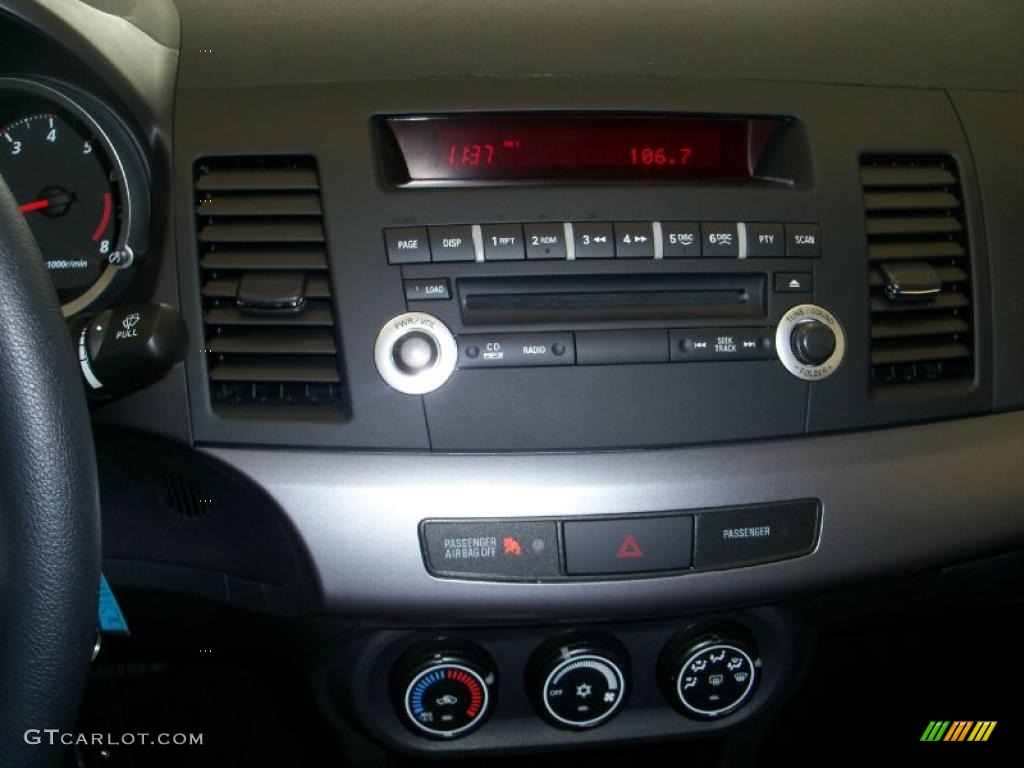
[393, 331, 438, 374]
[375, 312, 457, 394]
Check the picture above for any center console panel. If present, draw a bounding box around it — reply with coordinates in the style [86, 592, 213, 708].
[176, 78, 994, 451]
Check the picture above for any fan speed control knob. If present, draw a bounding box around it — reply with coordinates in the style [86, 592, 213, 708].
[375, 312, 457, 394]
[527, 634, 629, 730]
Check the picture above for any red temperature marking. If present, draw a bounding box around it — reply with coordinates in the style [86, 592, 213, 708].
[448, 668, 484, 716]
[92, 192, 112, 242]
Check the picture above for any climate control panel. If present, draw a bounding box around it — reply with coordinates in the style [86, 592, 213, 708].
[324, 608, 801, 755]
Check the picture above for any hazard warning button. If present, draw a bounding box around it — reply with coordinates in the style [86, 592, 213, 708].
[563, 516, 693, 576]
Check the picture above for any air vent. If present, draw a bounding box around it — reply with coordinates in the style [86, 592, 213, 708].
[862, 155, 973, 387]
[195, 157, 349, 415]
[159, 473, 209, 520]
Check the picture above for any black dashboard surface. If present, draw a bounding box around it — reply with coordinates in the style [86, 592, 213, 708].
[173, 0, 1024, 92]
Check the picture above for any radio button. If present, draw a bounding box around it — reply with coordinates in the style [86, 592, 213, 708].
[745, 223, 785, 258]
[524, 223, 568, 260]
[662, 222, 702, 258]
[429, 225, 476, 262]
[785, 223, 822, 257]
[573, 222, 615, 259]
[701, 223, 739, 257]
[458, 332, 575, 368]
[385, 227, 431, 264]
[670, 328, 773, 362]
[614, 222, 656, 258]
[481, 224, 526, 260]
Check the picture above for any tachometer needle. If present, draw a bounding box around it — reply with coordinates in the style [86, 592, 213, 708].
[18, 190, 76, 215]
[19, 198, 51, 213]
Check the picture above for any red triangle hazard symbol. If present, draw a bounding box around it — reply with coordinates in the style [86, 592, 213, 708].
[616, 534, 644, 559]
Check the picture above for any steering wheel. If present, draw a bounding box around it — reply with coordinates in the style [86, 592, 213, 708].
[0, 176, 100, 766]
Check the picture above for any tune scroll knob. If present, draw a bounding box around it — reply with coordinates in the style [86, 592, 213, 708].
[791, 320, 836, 366]
[374, 312, 457, 394]
[775, 303, 846, 381]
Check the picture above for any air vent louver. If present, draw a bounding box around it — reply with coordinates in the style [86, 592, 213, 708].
[195, 157, 349, 414]
[861, 156, 974, 387]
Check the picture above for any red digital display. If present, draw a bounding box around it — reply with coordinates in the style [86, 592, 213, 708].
[385, 115, 777, 184]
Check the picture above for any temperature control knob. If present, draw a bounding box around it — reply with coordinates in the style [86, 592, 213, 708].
[395, 644, 495, 739]
[659, 627, 759, 719]
[775, 303, 846, 381]
[528, 634, 628, 730]
[375, 312, 457, 394]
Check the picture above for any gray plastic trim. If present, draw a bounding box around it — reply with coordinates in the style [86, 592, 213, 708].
[206, 411, 1024, 624]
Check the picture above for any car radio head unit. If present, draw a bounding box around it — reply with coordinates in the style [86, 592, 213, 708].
[381, 114, 792, 186]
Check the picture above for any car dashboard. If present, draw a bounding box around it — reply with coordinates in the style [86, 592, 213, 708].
[0, 0, 1021, 761]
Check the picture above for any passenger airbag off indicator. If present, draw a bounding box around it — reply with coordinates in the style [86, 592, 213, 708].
[421, 520, 560, 580]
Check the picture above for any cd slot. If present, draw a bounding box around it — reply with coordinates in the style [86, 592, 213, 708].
[458, 274, 765, 325]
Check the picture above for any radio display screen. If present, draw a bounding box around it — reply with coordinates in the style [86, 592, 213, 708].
[383, 115, 782, 185]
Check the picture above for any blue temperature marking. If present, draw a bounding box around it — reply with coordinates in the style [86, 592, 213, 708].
[411, 669, 445, 713]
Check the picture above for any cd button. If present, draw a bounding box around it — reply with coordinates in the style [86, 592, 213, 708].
[614, 222, 656, 258]
[701, 222, 739, 257]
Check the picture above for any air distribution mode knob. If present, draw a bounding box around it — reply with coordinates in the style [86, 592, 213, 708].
[775, 303, 846, 381]
[659, 627, 760, 720]
[528, 634, 629, 730]
[394, 644, 496, 739]
[374, 312, 457, 394]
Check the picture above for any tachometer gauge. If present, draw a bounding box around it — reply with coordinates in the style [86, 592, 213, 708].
[0, 79, 149, 316]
